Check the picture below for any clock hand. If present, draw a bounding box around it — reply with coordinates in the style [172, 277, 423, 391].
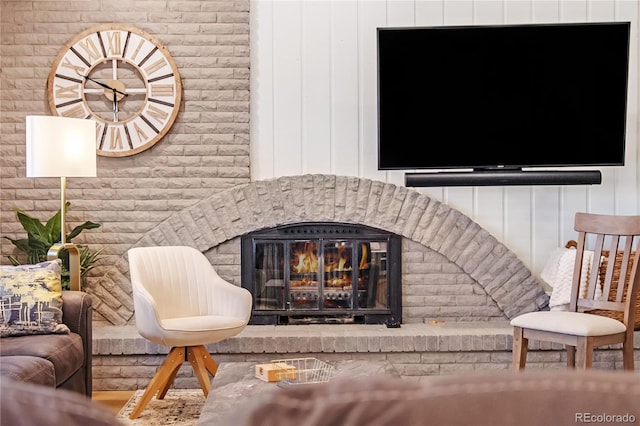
[79, 73, 128, 97]
[112, 89, 119, 122]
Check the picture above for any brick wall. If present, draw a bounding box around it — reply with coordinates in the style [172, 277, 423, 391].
[0, 1, 251, 312]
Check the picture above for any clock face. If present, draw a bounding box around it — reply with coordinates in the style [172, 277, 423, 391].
[47, 24, 181, 157]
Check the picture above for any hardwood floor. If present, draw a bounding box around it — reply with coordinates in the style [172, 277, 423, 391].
[92, 390, 135, 414]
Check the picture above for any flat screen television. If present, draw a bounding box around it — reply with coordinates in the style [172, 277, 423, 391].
[377, 22, 630, 186]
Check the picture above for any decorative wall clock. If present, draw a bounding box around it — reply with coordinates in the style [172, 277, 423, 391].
[47, 24, 182, 157]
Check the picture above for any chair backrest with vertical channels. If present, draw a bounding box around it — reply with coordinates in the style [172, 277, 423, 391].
[128, 246, 220, 320]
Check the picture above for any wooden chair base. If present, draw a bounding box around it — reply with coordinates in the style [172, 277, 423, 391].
[129, 345, 219, 419]
[512, 326, 634, 371]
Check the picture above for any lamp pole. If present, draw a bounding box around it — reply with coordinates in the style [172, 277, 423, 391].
[48, 175, 81, 291]
[60, 176, 67, 244]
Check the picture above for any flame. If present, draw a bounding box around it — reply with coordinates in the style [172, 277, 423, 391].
[338, 257, 348, 271]
[359, 243, 369, 269]
[324, 243, 352, 272]
[291, 241, 369, 274]
[291, 242, 318, 273]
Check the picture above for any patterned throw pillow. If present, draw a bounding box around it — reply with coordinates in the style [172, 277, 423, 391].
[0, 259, 70, 337]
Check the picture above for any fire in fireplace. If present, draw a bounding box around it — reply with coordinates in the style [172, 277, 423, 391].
[241, 223, 401, 325]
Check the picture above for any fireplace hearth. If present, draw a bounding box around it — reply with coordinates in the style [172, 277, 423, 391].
[241, 223, 401, 325]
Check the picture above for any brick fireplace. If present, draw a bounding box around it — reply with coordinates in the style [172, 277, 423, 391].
[88, 174, 549, 327]
[90, 175, 640, 391]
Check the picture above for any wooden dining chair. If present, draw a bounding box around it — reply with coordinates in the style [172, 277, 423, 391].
[511, 212, 640, 370]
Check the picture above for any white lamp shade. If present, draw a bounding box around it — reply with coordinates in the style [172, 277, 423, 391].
[26, 115, 97, 177]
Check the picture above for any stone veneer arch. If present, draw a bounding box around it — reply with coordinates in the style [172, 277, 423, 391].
[91, 175, 549, 325]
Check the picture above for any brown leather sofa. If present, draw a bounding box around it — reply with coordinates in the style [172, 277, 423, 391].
[237, 369, 640, 426]
[0, 291, 93, 396]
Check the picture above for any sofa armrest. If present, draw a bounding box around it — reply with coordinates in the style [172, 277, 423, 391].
[62, 291, 92, 337]
[61, 291, 93, 395]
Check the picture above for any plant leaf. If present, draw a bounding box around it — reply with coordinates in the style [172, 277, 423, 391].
[3, 236, 30, 253]
[6, 256, 20, 266]
[14, 208, 47, 239]
[45, 207, 64, 243]
[79, 246, 104, 276]
[67, 221, 101, 241]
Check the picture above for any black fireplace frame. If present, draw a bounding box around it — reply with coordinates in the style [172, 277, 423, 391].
[241, 222, 402, 325]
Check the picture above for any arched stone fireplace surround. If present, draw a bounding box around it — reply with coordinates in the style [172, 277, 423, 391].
[90, 175, 549, 326]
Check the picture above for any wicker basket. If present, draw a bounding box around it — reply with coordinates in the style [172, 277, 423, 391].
[270, 357, 335, 386]
[565, 240, 639, 330]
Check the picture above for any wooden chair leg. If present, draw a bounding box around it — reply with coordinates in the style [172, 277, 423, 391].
[191, 345, 219, 377]
[575, 337, 592, 370]
[566, 345, 576, 368]
[129, 346, 185, 420]
[187, 345, 219, 397]
[157, 353, 184, 400]
[512, 327, 528, 371]
[622, 338, 635, 371]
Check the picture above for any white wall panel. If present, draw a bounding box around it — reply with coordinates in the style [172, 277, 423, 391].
[504, 0, 533, 23]
[443, 0, 474, 24]
[505, 187, 534, 267]
[415, 0, 445, 25]
[587, 0, 615, 19]
[559, 189, 577, 246]
[250, 0, 640, 279]
[331, 1, 360, 176]
[386, 0, 416, 24]
[302, 1, 332, 174]
[560, 0, 588, 21]
[476, 187, 506, 241]
[590, 169, 617, 215]
[250, 0, 274, 179]
[560, 186, 588, 243]
[358, 1, 387, 180]
[273, 0, 303, 176]
[474, 0, 504, 23]
[532, 0, 561, 22]
[532, 186, 561, 274]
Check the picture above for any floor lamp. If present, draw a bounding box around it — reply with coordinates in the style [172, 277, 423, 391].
[25, 116, 97, 291]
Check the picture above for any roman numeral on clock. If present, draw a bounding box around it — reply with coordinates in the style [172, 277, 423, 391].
[55, 83, 80, 99]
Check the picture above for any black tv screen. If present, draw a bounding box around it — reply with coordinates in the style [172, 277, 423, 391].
[377, 22, 630, 171]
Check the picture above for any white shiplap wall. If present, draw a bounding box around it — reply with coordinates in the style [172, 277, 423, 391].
[250, 0, 640, 280]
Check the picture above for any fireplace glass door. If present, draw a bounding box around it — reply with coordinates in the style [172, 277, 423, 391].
[242, 223, 400, 325]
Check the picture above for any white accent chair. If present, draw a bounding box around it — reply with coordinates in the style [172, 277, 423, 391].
[511, 212, 640, 371]
[127, 246, 253, 419]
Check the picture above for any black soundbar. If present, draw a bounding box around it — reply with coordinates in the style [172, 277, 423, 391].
[405, 170, 602, 187]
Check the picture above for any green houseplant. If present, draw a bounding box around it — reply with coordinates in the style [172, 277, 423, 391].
[4, 203, 103, 290]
